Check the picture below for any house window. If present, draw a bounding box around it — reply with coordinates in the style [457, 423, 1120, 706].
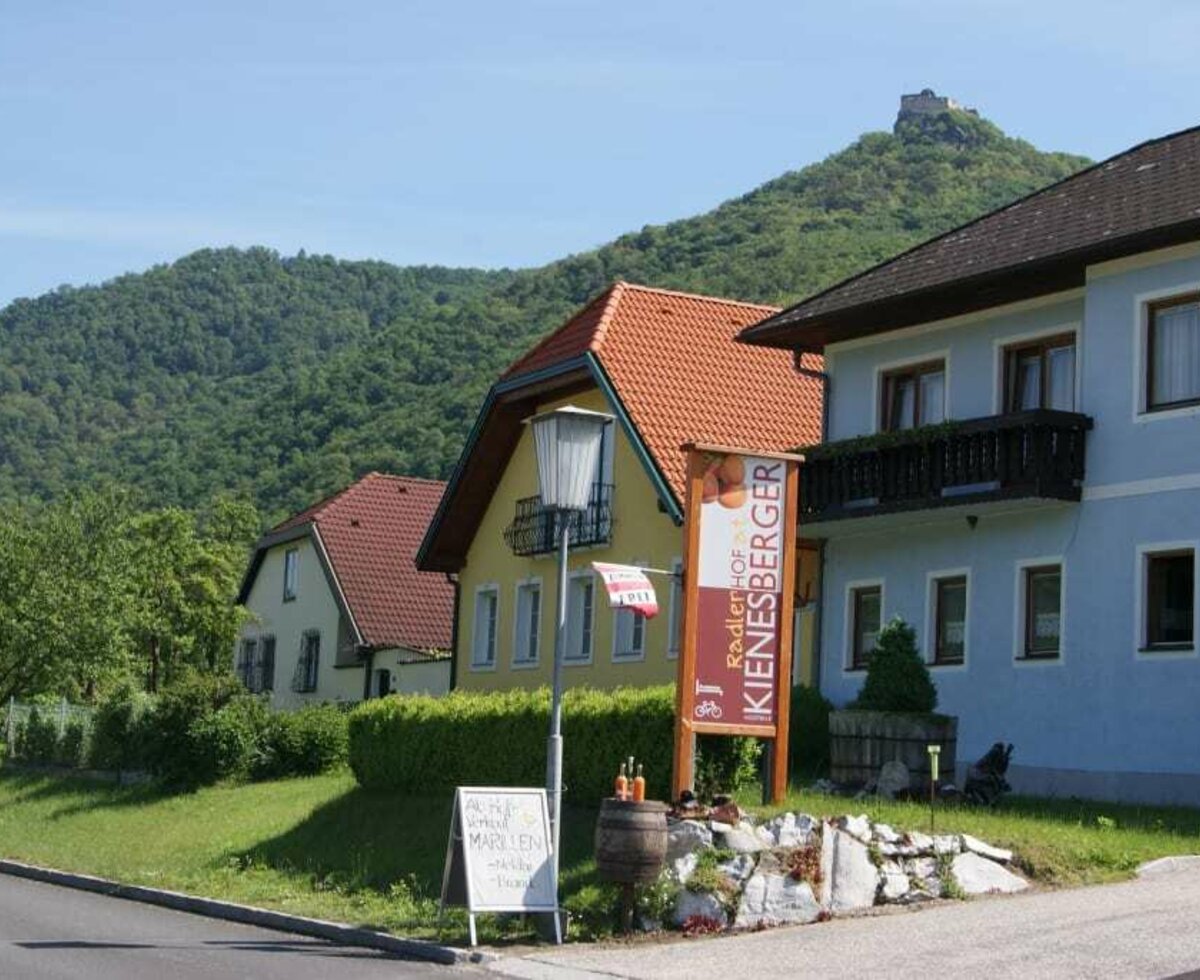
[258, 635, 276, 693]
[1148, 294, 1200, 411]
[283, 548, 299, 602]
[1144, 550, 1195, 650]
[472, 587, 499, 668]
[513, 581, 541, 666]
[849, 584, 882, 669]
[881, 361, 945, 431]
[932, 575, 967, 666]
[236, 638, 257, 689]
[1022, 566, 1062, 659]
[566, 573, 595, 662]
[1005, 334, 1076, 412]
[613, 609, 646, 662]
[667, 559, 684, 659]
[292, 631, 320, 693]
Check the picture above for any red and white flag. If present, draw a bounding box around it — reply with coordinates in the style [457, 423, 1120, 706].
[591, 562, 659, 618]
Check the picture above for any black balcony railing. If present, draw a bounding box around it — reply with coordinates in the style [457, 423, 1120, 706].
[800, 410, 1093, 523]
[503, 482, 615, 556]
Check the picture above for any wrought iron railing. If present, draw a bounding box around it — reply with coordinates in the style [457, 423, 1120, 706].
[800, 410, 1092, 523]
[503, 482, 615, 556]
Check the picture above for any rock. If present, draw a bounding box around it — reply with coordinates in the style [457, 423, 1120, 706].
[878, 860, 910, 901]
[734, 872, 820, 928]
[672, 888, 728, 927]
[904, 856, 938, 880]
[932, 835, 961, 856]
[908, 875, 943, 899]
[906, 831, 934, 853]
[755, 824, 777, 847]
[671, 852, 699, 884]
[710, 802, 744, 826]
[717, 853, 757, 885]
[764, 812, 815, 848]
[667, 820, 713, 863]
[838, 814, 872, 842]
[961, 833, 1013, 864]
[872, 823, 900, 844]
[823, 829, 879, 912]
[719, 826, 766, 854]
[810, 778, 837, 794]
[876, 760, 911, 798]
[951, 852, 1029, 895]
[709, 820, 734, 834]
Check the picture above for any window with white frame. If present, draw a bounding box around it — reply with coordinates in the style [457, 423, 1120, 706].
[513, 580, 541, 666]
[1004, 334, 1076, 412]
[1140, 547, 1195, 652]
[667, 559, 683, 659]
[1018, 564, 1062, 660]
[848, 582, 882, 670]
[881, 360, 945, 431]
[613, 609, 646, 661]
[1146, 294, 1200, 412]
[565, 572, 595, 662]
[472, 587, 499, 667]
[929, 573, 967, 666]
[292, 630, 320, 693]
[283, 547, 299, 602]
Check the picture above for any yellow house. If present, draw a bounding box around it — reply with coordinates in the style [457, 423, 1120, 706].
[418, 282, 824, 692]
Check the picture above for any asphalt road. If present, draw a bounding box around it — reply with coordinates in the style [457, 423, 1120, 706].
[494, 863, 1200, 980]
[0, 874, 467, 979]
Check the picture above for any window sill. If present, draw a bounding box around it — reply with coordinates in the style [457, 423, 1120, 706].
[563, 657, 594, 667]
[1138, 644, 1196, 655]
[612, 652, 646, 664]
[467, 662, 497, 672]
[282, 596, 297, 604]
[845, 665, 868, 674]
[929, 660, 965, 669]
[1015, 654, 1062, 665]
[511, 659, 540, 671]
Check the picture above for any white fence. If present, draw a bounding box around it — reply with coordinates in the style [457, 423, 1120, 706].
[4, 697, 95, 753]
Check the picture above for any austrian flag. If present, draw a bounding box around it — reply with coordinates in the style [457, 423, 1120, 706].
[590, 562, 659, 618]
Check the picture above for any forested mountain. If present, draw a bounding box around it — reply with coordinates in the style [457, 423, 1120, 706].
[0, 111, 1090, 522]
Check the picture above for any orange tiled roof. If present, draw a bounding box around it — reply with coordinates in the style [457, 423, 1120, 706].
[507, 282, 823, 501]
[268, 473, 453, 652]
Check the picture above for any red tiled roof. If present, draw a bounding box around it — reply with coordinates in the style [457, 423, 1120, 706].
[269, 473, 453, 652]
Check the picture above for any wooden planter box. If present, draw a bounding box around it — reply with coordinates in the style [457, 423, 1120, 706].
[828, 710, 958, 788]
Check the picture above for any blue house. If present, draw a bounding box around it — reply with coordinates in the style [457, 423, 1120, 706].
[742, 124, 1200, 804]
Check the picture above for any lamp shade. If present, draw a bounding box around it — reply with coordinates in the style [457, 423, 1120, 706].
[527, 405, 613, 512]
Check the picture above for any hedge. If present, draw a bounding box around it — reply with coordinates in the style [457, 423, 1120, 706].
[348, 685, 761, 804]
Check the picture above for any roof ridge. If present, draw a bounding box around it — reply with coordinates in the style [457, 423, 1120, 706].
[614, 280, 781, 313]
[499, 283, 621, 378]
[588, 280, 626, 354]
[749, 122, 1200, 333]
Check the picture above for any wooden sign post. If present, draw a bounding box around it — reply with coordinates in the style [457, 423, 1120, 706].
[672, 444, 801, 805]
[439, 786, 561, 946]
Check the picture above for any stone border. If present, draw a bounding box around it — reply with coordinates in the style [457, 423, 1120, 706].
[1136, 855, 1200, 877]
[0, 858, 493, 966]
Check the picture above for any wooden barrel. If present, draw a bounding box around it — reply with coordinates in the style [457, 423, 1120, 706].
[594, 799, 669, 884]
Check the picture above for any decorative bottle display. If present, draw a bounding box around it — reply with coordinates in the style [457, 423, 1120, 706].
[614, 762, 629, 801]
[632, 763, 646, 803]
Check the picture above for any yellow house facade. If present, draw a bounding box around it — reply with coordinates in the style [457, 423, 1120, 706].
[419, 282, 825, 694]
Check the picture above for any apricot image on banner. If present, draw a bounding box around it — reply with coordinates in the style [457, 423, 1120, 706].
[692, 453, 786, 729]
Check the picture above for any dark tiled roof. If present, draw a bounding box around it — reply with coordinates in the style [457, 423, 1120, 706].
[743, 125, 1200, 350]
[264, 473, 453, 652]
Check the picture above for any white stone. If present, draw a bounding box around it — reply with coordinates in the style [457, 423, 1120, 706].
[671, 852, 699, 885]
[878, 860, 910, 901]
[907, 831, 934, 853]
[734, 873, 820, 928]
[717, 853, 757, 885]
[961, 833, 1013, 864]
[719, 827, 766, 854]
[709, 820, 734, 834]
[755, 825, 778, 847]
[932, 835, 961, 856]
[672, 888, 728, 927]
[667, 820, 713, 864]
[824, 829, 879, 912]
[765, 812, 814, 848]
[838, 814, 872, 841]
[904, 857, 938, 880]
[876, 760, 911, 798]
[872, 823, 900, 844]
[951, 852, 1029, 896]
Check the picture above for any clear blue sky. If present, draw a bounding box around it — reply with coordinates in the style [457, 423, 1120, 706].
[2, 0, 1197, 307]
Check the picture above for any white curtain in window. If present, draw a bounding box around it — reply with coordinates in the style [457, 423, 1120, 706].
[919, 371, 945, 425]
[1047, 346, 1075, 411]
[1153, 303, 1200, 406]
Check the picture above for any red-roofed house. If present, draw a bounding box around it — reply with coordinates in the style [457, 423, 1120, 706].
[418, 281, 824, 693]
[235, 473, 453, 707]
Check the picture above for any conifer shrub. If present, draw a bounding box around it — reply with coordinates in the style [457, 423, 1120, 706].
[790, 684, 834, 777]
[851, 616, 938, 714]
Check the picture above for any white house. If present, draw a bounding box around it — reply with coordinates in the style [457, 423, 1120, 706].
[234, 473, 453, 707]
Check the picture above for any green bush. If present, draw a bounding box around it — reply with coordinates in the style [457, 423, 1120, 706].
[694, 735, 762, 799]
[254, 704, 349, 779]
[851, 616, 938, 713]
[16, 708, 59, 764]
[790, 684, 834, 777]
[55, 718, 88, 768]
[90, 682, 156, 771]
[146, 672, 261, 787]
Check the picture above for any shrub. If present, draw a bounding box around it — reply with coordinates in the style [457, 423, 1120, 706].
[694, 735, 762, 799]
[790, 684, 834, 778]
[254, 704, 349, 779]
[16, 707, 59, 764]
[55, 718, 88, 768]
[90, 682, 156, 771]
[145, 672, 261, 786]
[851, 616, 938, 713]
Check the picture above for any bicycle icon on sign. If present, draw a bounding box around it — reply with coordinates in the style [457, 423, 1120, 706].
[694, 700, 723, 720]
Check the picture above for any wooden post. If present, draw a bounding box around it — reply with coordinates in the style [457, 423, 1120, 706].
[671, 450, 705, 801]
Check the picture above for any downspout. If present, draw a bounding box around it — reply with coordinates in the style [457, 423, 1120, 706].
[446, 573, 461, 692]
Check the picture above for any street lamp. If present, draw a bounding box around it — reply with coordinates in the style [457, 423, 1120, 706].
[525, 405, 613, 882]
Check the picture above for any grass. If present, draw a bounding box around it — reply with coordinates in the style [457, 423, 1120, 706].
[0, 768, 603, 944]
[4, 769, 1200, 947]
[746, 787, 1200, 887]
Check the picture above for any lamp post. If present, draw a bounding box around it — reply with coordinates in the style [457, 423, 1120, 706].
[525, 405, 613, 882]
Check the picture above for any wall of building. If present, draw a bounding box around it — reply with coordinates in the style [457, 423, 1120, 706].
[237, 535, 365, 708]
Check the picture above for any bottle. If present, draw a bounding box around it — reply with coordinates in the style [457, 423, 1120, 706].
[614, 762, 629, 801]
[632, 763, 646, 803]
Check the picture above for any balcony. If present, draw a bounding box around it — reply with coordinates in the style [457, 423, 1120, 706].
[503, 482, 615, 556]
[800, 410, 1093, 526]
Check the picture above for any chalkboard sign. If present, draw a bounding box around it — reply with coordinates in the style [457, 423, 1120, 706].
[439, 787, 560, 946]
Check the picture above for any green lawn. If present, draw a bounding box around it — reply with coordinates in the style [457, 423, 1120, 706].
[2, 769, 1200, 947]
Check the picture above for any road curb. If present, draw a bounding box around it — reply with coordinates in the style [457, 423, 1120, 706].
[0, 858, 495, 966]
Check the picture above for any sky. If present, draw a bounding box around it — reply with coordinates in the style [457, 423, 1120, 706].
[2, 0, 1198, 307]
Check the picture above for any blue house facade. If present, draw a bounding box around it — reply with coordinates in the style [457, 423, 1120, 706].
[743, 125, 1200, 804]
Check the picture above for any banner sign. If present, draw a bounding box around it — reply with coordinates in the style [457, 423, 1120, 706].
[591, 562, 659, 618]
[439, 786, 559, 946]
[673, 444, 801, 804]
